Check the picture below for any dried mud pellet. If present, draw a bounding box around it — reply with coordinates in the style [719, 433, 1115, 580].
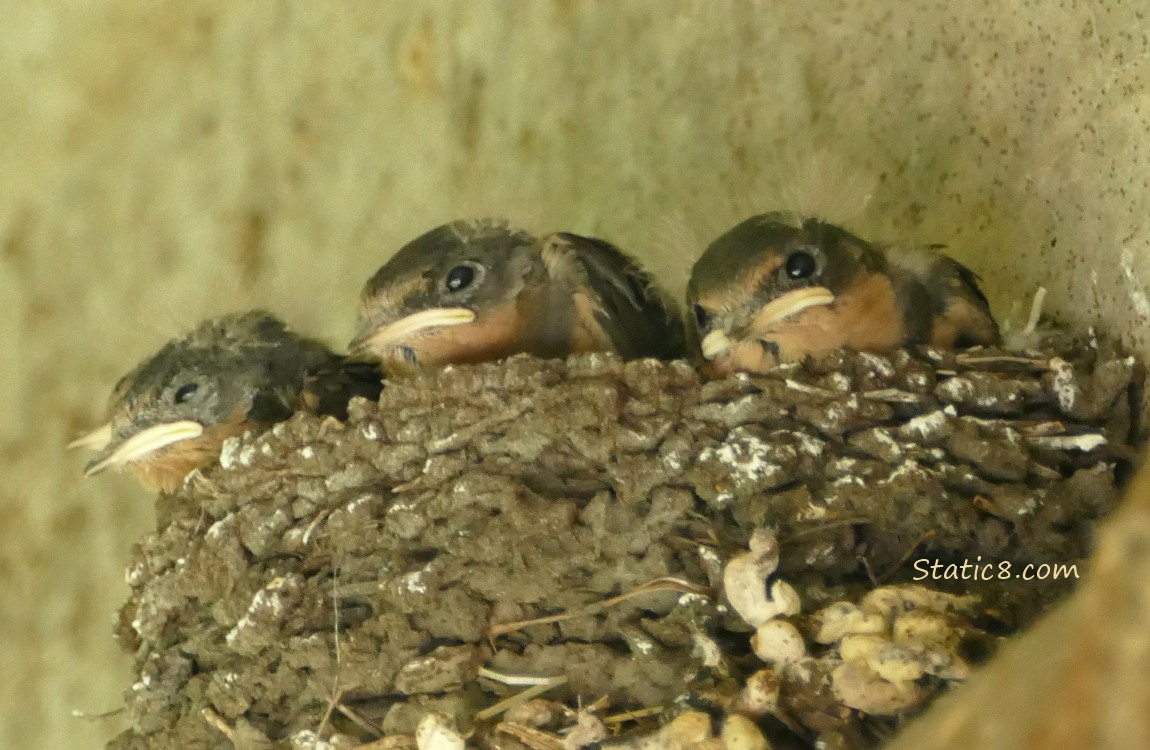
[831, 661, 926, 715]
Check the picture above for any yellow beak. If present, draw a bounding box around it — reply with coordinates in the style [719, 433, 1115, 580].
[699, 287, 835, 361]
[353, 308, 476, 354]
[84, 420, 205, 477]
[750, 286, 836, 330]
[700, 330, 734, 360]
[67, 423, 113, 451]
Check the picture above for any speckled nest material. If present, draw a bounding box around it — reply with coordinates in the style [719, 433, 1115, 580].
[109, 344, 1141, 750]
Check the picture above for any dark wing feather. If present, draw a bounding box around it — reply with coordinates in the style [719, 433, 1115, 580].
[556, 232, 686, 360]
[933, 256, 1000, 346]
[951, 259, 992, 310]
[888, 246, 1001, 348]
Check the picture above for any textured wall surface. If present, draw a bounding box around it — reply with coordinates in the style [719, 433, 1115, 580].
[1, 1, 1148, 747]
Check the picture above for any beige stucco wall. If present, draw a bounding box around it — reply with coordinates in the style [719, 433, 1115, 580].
[2, 2, 1147, 747]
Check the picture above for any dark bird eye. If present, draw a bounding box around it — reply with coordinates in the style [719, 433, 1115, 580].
[444, 265, 476, 292]
[173, 383, 199, 404]
[785, 250, 818, 279]
[692, 304, 712, 331]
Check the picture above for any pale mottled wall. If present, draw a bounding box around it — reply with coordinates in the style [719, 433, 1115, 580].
[1, 1, 1147, 747]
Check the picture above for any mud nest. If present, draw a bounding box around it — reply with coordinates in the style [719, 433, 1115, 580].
[108, 341, 1142, 750]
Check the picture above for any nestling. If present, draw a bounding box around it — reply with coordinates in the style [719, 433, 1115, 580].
[687, 213, 999, 375]
[350, 218, 685, 375]
[71, 311, 382, 492]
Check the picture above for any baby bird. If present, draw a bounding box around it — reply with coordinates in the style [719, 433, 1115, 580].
[349, 219, 685, 375]
[71, 311, 382, 492]
[687, 213, 999, 375]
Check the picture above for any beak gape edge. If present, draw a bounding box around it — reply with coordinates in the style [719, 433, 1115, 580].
[356, 308, 476, 353]
[83, 420, 205, 476]
[700, 287, 835, 360]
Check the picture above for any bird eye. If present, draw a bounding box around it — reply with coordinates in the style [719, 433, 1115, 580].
[784, 250, 818, 279]
[692, 304, 712, 331]
[173, 383, 199, 404]
[444, 264, 476, 293]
